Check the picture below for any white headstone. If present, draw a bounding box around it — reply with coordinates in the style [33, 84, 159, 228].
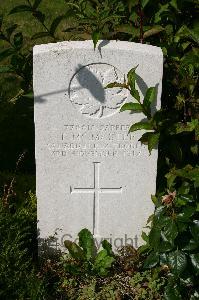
[33, 40, 163, 253]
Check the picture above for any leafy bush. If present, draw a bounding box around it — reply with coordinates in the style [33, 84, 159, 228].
[63, 228, 115, 277]
[38, 230, 166, 299]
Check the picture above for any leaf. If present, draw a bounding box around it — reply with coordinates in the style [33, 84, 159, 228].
[129, 121, 153, 133]
[50, 15, 66, 35]
[33, 0, 42, 9]
[143, 26, 164, 39]
[139, 132, 159, 152]
[176, 206, 195, 222]
[105, 82, 127, 89]
[163, 219, 178, 243]
[78, 228, 96, 261]
[182, 239, 199, 251]
[164, 283, 182, 300]
[13, 32, 23, 49]
[147, 132, 160, 154]
[31, 32, 51, 40]
[127, 66, 139, 99]
[120, 102, 143, 112]
[0, 65, 14, 73]
[190, 220, 199, 240]
[93, 249, 115, 276]
[141, 0, 151, 8]
[175, 25, 199, 45]
[92, 31, 100, 50]
[144, 251, 159, 268]
[167, 250, 187, 276]
[154, 4, 169, 24]
[143, 87, 157, 116]
[0, 48, 15, 62]
[130, 88, 140, 101]
[9, 5, 32, 15]
[181, 49, 199, 66]
[64, 240, 84, 261]
[173, 119, 198, 134]
[149, 227, 161, 249]
[141, 231, 149, 242]
[190, 254, 199, 272]
[101, 240, 114, 257]
[165, 172, 177, 189]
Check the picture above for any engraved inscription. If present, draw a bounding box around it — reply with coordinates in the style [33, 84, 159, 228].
[47, 124, 145, 158]
[69, 63, 128, 119]
[70, 162, 122, 235]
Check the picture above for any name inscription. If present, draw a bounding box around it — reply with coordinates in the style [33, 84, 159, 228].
[48, 124, 145, 158]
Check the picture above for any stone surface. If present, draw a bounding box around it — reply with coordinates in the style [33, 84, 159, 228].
[33, 40, 163, 252]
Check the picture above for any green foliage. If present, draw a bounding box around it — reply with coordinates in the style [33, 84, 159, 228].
[0, 191, 46, 299]
[63, 228, 115, 277]
[44, 243, 166, 299]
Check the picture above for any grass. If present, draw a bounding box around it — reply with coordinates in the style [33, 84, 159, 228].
[0, 0, 68, 37]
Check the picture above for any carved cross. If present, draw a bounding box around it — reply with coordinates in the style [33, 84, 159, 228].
[70, 162, 122, 235]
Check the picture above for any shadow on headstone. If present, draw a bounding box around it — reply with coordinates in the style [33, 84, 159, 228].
[37, 229, 62, 259]
[98, 40, 110, 58]
[34, 89, 67, 104]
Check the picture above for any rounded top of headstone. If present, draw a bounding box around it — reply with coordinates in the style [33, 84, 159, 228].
[33, 40, 163, 58]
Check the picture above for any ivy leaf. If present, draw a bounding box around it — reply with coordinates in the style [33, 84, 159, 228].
[50, 15, 66, 35]
[31, 32, 51, 40]
[78, 228, 96, 261]
[143, 87, 157, 116]
[120, 102, 143, 112]
[167, 250, 187, 276]
[92, 31, 100, 50]
[13, 32, 23, 49]
[9, 5, 32, 15]
[0, 48, 15, 62]
[64, 240, 84, 261]
[129, 121, 153, 133]
[190, 254, 199, 272]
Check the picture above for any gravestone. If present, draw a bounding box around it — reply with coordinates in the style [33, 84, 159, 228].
[33, 40, 163, 253]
